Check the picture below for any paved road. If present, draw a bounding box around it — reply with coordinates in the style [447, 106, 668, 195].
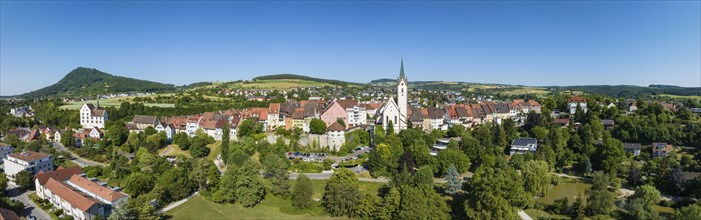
[556, 172, 686, 202]
[160, 191, 199, 213]
[6, 183, 52, 220]
[52, 142, 106, 167]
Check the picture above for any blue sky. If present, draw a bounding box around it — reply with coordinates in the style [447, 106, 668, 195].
[1, 1, 699, 95]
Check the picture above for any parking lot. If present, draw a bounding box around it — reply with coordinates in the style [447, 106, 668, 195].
[286, 152, 329, 162]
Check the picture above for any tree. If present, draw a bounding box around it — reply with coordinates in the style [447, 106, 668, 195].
[625, 185, 661, 219]
[380, 187, 401, 220]
[309, 118, 327, 134]
[397, 185, 451, 219]
[447, 124, 465, 138]
[415, 165, 434, 187]
[263, 154, 291, 197]
[0, 175, 8, 196]
[524, 111, 543, 131]
[106, 124, 128, 146]
[586, 171, 613, 215]
[572, 195, 586, 220]
[292, 174, 314, 209]
[673, 204, 701, 220]
[237, 119, 262, 138]
[323, 168, 361, 217]
[464, 165, 530, 219]
[522, 160, 550, 196]
[627, 162, 644, 187]
[172, 132, 190, 150]
[144, 126, 156, 136]
[109, 201, 138, 220]
[189, 135, 210, 158]
[436, 149, 471, 175]
[356, 193, 381, 219]
[124, 172, 154, 198]
[444, 164, 461, 195]
[155, 168, 193, 203]
[594, 132, 626, 175]
[235, 159, 266, 207]
[15, 170, 33, 189]
[221, 122, 230, 163]
[61, 129, 76, 147]
[387, 120, 394, 134]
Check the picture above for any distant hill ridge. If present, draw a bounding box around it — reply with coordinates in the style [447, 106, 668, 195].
[20, 67, 176, 98]
[252, 74, 364, 86]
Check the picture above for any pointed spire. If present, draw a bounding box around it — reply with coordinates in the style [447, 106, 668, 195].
[399, 58, 405, 79]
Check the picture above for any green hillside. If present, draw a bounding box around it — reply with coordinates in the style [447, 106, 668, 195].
[253, 74, 364, 86]
[20, 67, 176, 98]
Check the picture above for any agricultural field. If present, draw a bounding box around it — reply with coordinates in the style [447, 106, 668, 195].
[59, 94, 175, 110]
[657, 94, 701, 100]
[227, 79, 334, 90]
[500, 87, 551, 95]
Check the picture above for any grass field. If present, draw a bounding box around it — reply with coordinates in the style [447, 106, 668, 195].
[501, 87, 551, 95]
[164, 194, 346, 220]
[658, 94, 701, 100]
[234, 79, 333, 90]
[524, 209, 569, 220]
[59, 95, 175, 110]
[206, 141, 221, 161]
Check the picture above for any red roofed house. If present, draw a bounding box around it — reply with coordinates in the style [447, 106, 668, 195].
[568, 96, 587, 114]
[35, 166, 128, 220]
[326, 122, 346, 151]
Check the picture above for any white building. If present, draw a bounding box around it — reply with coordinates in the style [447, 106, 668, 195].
[35, 167, 128, 220]
[155, 122, 176, 141]
[509, 138, 538, 156]
[3, 151, 53, 181]
[80, 103, 107, 129]
[568, 96, 587, 114]
[377, 59, 409, 133]
[0, 142, 15, 163]
[326, 122, 346, 151]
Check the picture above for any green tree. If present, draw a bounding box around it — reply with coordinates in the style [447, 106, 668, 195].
[397, 185, 451, 219]
[189, 135, 210, 158]
[109, 201, 139, 220]
[264, 154, 291, 197]
[221, 122, 230, 163]
[673, 204, 701, 220]
[572, 195, 586, 220]
[172, 132, 190, 150]
[444, 164, 461, 195]
[414, 165, 434, 187]
[309, 118, 327, 134]
[447, 124, 465, 137]
[323, 168, 361, 217]
[522, 160, 550, 196]
[15, 170, 33, 189]
[336, 118, 346, 128]
[124, 172, 154, 198]
[144, 126, 156, 136]
[61, 129, 76, 147]
[594, 132, 626, 175]
[155, 168, 193, 203]
[292, 174, 314, 209]
[625, 185, 661, 219]
[0, 175, 8, 196]
[227, 148, 249, 167]
[356, 193, 381, 219]
[380, 187, 401, 220]
[106, 123, 128, 147]
[237, 119, 262, 138]
[386, 120, 394, 134]
[586, 171, 613, 215]
[437, 148, 471, 175]
[235, 159, 266, 207]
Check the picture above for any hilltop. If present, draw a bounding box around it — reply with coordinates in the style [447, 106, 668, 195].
[252, 74, 364, 86]
[19, 67, 177, 98]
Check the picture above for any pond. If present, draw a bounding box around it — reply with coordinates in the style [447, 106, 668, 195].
[537, 183, 592, 205]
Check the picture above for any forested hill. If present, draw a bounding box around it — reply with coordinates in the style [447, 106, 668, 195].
[252, 74, 364, 86]
[19, 67, 176, 98]
[553, 85, 701, 98]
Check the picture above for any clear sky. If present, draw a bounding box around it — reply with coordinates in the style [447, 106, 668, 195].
[1, 1, 700, 95]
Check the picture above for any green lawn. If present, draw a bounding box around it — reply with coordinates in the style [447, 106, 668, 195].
[59, 95, 174, 110]
[164, 194, 346, 220]
[537, 183, 592, 205]
[524, 209, 570, 220]
[658, 94, 701, 100]
[207, 141, 221, 161]
[158, 145, 193, 158]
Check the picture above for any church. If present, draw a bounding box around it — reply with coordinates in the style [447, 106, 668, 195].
[377, 59, 408, 133]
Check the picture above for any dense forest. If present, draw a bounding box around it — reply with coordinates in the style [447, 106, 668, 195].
[19, 67, 177, 98]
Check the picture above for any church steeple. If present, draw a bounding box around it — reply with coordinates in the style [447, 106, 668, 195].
[399, 58, 405, 79]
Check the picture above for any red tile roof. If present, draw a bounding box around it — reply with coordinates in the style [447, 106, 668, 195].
[327, 122, 345, 132]
[44, 178, 99, 212]
[569, 96, 586, 103]
[0, 207, 20, 220]
[8, 151, 49, 162]
[67, 174, 127, 202]
[35, 166, 83, 186]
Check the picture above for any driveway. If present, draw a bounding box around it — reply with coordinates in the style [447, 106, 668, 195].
[6, 183, 52, 220]
[52, 142, 106, 167]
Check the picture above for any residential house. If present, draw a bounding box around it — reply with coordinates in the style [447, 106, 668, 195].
[155, 122, 176, 141]
[652, 142, 673, 158]
[268, 103, 282, 129]
[510, 138, 538, 155]
[0, 142, 14, 164]
[600, 119, 615, 129]
[202, 119, 227, 140]
[25, 129, 41, 142]
[623, 143, 642, 156]
[319, 100, 347, 128]
[553, 118, 570, 128]
[428, 107, 445, 131]
[523, 100, 542, 113]
[35, 166, 128, 220]
[337, 99, 367, 128]
[130, 115, 158, 131]
[186, 115, 202, 136]
[568, 96, 587, 114]
[80, 103, 107, 129]
[3, 151, 53, 181]
[628, 102, 638, 113]
[54, 130, 63, 144]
